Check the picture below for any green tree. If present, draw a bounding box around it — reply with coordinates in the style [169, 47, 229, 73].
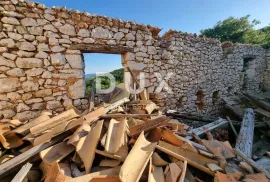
[200, 15, 270, 47]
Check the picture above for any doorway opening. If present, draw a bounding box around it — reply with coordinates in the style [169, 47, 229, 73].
[242, 57, 255, 90]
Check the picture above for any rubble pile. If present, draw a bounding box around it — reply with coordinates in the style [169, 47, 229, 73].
[0, 90, 269, 182]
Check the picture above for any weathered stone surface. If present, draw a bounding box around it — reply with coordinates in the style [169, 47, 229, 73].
[91, 27, 112, 39]
[58, 70, 84, 78]
[0, 38, 15, 48]
[0, 56, 16, 67]
[17, 102, 30, 112]
[25, 98, 43, 104]
[1, 17, 20, 25]
[21, 18, 37, 26]
[38, 43, 50, 52]
[35, 51, 48, 59]
[17, 50, 35, 58]
[28, 27, 43, 35]
[41, 71, 52, 78]
[51, 53, 66, 65]
[35, 89, 52, 97]
[24, 34, 35, 41]
[58, 24, 76, 36]
[16, 26, 28, 34]
[16, 58, 43, 68]
[21, 93, 32, 101]
[44, 13, 55, 21]
[8, 32, 22, 40]
[65, 55, 84, 69]
[3, 53, 17, 61]
[16, 42, 36, 51]
[1, 110, 16, 119]
[46, 100, 62, 110]
[2, 11, 24, 18]
[7, 92, 21, 101]
[13, 111, 40, 122]
[22, 81, 39, 92]
[125, 33, 135, 41]
[32, 102, 45, 110]
[148, 46, 157, 55]
[68, 79, 85, 99]
[25, 68, 45, 76]
[0, 101, 13, 110]
[0, 78, 20, 93]
[83, 38, 95, 43]
[78, 29, 90, 37]
[44, 24, 58, 32]
[51, 46, 66, 53]
[0, 47, 8, 53]
[7, 68, 25, 76]
[113, 32, 124, 40]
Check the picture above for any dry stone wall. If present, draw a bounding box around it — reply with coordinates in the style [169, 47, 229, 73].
[0, 0, 267, 121]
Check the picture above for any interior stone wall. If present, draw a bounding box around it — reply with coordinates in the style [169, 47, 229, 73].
[0, 0, 267, 121]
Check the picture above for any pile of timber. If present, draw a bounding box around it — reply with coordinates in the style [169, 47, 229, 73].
[0, 97, 270, 182]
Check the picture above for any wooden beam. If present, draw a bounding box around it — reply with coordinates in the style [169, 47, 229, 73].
[234, 148, 270, 179]
[11, 162, 32, 182]
[0, 132, 70, 178]
[185, 118, 228, 140]
[235, 108, 255, 159]
[226, 116, 238, 138]
[101, 114, 158, 118]
[69, 44, 133, 54]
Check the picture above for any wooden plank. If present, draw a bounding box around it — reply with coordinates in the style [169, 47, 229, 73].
[214, 171, 242, 182]
[67, 124, 91, 146]
[128, 116, 169, 137]
[119, 132, 156, 182]
[45, 162, 72, 182]
[0, 132, 70, 178]
[12, 114, 50, 136]
[99, 159, 121, 167]
[148, 164, 165, 182]
[226, 116, 238, 138]
[11, 162, 32, 182]
[185, 118, 228, 140]
[160, 128, 184, 146]
[95, 149, 125, 162]
[67, 166, 121, 182]
[234, 148, 270, 179]
[235, 108, 255, 159]
[156, 145, 215, 176]
[152, 152, 169, 167]
[165, 163, 181, 182]
[101, 114, 158, 118]
[175, 135, 210, 152]
[207, 163, 223, 172]
[255, 108, 270, 118]
[244, 92, 270, 112]
[176, 160, 187, 182]
[69, 44, 133, 54]
[30, 109, 79, 136]
[40, 142, 74, 164]
[105, 118, 126, 153]
[76, 120, 103, 174]
[158, 141, 218, 166]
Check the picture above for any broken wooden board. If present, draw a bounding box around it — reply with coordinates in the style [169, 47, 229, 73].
[67, 124, 91, 146]
[76, 120, 103, 174]
[105, 118, 126, 153]
[236, 108, 255, 159]
[156, 144, 215, 176]
[165, 163, 182, 182]
[176, 135, 210, 152]
[95, 149, 125, 162]
[67, 166, 121, 182]
[214, 171, 242, 182]
[0, 132, 70, 178]
[185, 118, 228, 140]
[240, 161, 254, 174]
[30, 109, 79, 136]
[40, 142, 74, 164]
[234, 148, 270, 179]
[176, 160, 187, 182]
[44, 162, 72, 182]
[243, 173, 269, 182]
[160, 128, 184, 147]
[207, 163, 223, 172]
[159, 141, 218, 166]
[128, 116, 169, 137]
[255, 108, 270, 118]
[12, 114, 50, 136]
[11, 162, 32, 182]
[0, 132, 23, 149]
[152, 152, 169, 167]
[148, 165, 165, 182]
[201, 140, 236, 159]
[99, 159, 121, 167]
[88, 176, 121, 182]
[119, 132, 156, 182]
[256, 156, 270, 174]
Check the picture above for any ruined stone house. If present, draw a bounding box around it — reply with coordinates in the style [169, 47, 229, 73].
[0, 0, 269, 121]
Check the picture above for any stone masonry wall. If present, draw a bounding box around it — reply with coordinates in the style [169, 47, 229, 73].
[263, 49, 270, 90]
[0, 0, 267, 121]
